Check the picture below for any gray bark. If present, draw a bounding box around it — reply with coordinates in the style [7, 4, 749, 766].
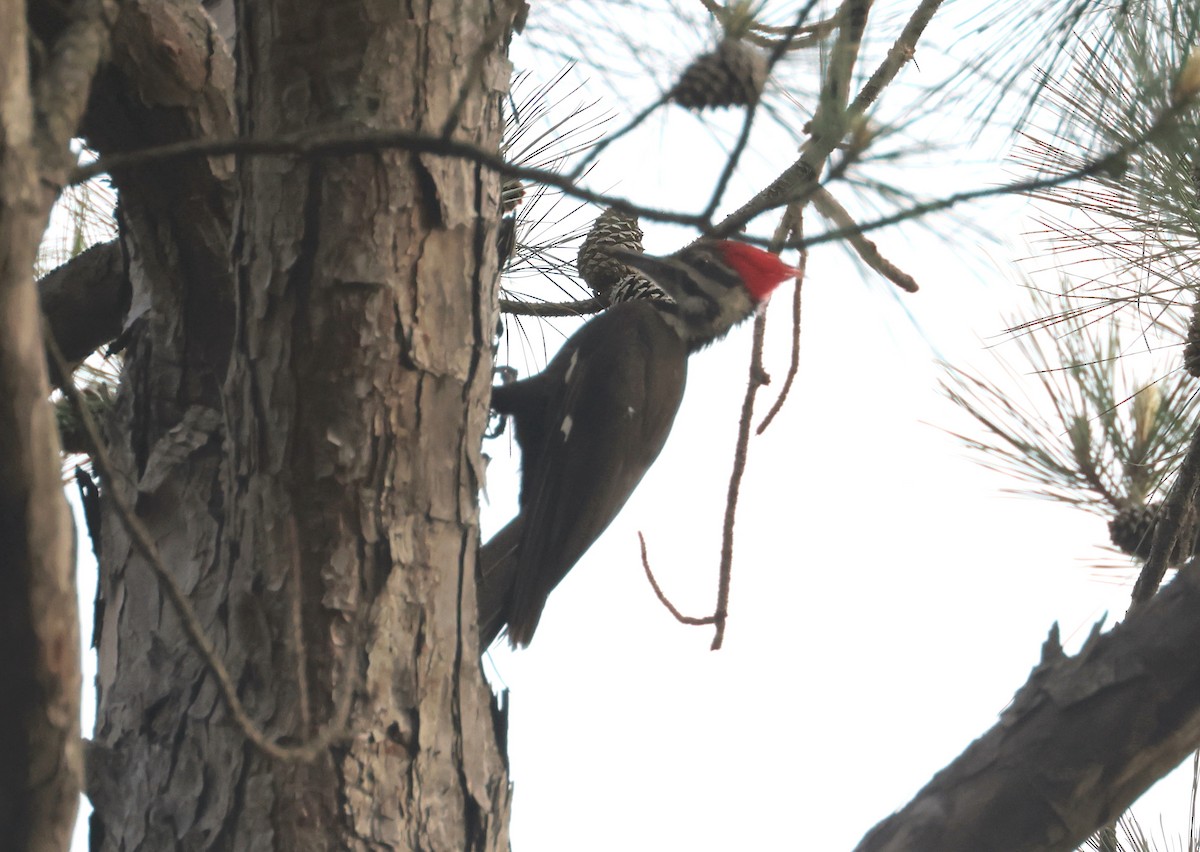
[86, 1, 512, 848]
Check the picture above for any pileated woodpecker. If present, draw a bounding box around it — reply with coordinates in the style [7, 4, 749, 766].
[479, 240, 794, 648]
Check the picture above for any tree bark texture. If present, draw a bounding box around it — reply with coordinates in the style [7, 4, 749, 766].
[0, 0, 115, 846]
[88, 1, 513, 848]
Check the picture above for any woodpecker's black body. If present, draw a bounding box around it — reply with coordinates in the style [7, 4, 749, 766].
[479, 240, 793, 648]
[480, 300, 689, 646]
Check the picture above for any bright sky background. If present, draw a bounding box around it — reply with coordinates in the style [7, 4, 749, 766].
[64, 1, 1199, 849]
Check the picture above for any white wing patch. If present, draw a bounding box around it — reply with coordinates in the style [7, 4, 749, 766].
[561, 414, 574, 439]
[564, 350, 580, 383]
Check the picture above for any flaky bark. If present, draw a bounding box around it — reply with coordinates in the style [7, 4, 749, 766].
[88, 1, 512, 849]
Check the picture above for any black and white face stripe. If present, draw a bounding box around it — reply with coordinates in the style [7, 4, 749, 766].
[610, 243, 756, 347]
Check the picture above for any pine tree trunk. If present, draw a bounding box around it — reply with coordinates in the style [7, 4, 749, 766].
[89, 2, 513, 847]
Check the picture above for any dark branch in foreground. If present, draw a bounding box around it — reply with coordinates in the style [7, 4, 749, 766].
[856, 565, 1200, 852]
[38, 240, 128, 365]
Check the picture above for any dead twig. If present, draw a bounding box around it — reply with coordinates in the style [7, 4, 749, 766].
[758, 207, 807, 434]
[811, 186, 918, 292]
[712, 308, 770, 649]
[638, 533, 717, 626]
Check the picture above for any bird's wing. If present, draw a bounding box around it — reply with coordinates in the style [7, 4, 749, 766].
[506, 302, 688, 645]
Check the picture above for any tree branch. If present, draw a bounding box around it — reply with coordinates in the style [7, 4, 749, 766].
[711, 304, 771, 650]
[810, 186, 918, 292]
[857, 567, 1200, 852]
[38, 239, 128, 365]
[1133, 416, 1200, 604]
[757, 208, 807, 434]
[638, 533, 716, 627]
[499, 295, 605, 317]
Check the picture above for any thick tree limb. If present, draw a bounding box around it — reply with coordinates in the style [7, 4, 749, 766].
[856, 564, 1200, 852]
[38, 239, 128, 364]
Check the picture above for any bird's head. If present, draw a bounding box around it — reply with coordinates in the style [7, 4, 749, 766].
[606, 239, 795, 347]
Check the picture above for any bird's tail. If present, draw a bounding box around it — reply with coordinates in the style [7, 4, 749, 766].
[477, 516, 524, 649]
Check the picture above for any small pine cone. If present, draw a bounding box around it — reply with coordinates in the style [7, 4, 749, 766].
[610, 272, 671, 305]
[577, 208, 644, 297]
[1109, 502, 1200, 564]
[1185, 297, 1200, 378]
[671, 38, 768, 110]
[1109, 505, 1156, 560]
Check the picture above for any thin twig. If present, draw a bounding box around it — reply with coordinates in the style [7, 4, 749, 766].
[847, 0, 940, 119]
[794, 91, 1199, 252]
[1190, 749, 1199, 852]
[811, 186, 918, 292]
[713, 0, 939, 239]
[638, 533, 716, 626]
[808, 0, 869, 147]
[758, 208, 807, 434]
[68, 128, 712, 231]
[287, 517, 312, 733]
[696, 0, 835, 49]
[712, 298, 772, 650]
[499, 295, 605, 317]
[45, 326, 353, 762]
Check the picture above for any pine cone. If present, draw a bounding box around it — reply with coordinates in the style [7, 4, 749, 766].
[1109, 505, 1156, 560]
[671, 38, 768, 110]
[1185, 297, 1200, 378]
[1109, 502, 1200, 564]
[577, 208, 645, 298]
